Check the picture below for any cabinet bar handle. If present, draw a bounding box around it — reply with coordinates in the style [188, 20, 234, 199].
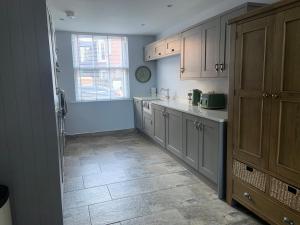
[215, 64, 219, 72]
[262, 93, 270, 98]
[220, 63, 224, 72]
[271, 93, 279, 99]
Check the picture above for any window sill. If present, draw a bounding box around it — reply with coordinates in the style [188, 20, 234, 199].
[70, 98, 133, 104]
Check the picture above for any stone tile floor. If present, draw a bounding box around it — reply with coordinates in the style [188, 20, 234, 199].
[63, 132, 266, 225]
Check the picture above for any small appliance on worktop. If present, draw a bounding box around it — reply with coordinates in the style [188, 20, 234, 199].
[200, 93, 226, 109]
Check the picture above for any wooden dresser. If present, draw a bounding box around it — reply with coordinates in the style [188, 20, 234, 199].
[227, 0, 300, 224]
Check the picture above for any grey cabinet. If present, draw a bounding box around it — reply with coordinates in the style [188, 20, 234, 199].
[182, 113, 200, 169]
[219, 8, 247, 77]
[142, 112, 154, 137]
[134, 99, 143, 130]
[201, 18, 220, 77]
[152, 104, 166, 147]
[165, 108, 183, 158]
[183, 113, 221, 184]
[180, 25, 202, 79]
[198, 119, 219, 184]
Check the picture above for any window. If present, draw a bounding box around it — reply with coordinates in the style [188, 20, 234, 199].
[71, 34, 129, 102]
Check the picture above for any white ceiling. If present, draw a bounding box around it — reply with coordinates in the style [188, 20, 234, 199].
[48, 0, 226, 35]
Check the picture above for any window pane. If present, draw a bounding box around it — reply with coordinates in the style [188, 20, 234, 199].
[110, 69, 129, 99]
[72, 34, 129, 102]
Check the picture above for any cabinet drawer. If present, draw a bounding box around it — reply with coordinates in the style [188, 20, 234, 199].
[233, 160, 267, 192]
[233, 179, 300, 225]
[270, 177, 300, 213]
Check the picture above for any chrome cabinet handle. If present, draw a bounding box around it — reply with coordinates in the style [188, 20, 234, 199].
[220, 63, 224, 72]
[196, 122, 203, 131]
[283, 217, 295, 225]
[180, 68, 185, 73]
[215, 64, 219, 72]
[262, 93, 270, 98]
[243, 192, 251, 200]
[272, 93, 279, 99]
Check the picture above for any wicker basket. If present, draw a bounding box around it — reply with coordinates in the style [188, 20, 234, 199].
[270, 177, 300, 212]
[233, 160, 267, 192]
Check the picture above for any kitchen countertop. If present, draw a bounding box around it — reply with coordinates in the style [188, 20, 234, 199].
[151, 100, 228, 123]
[133, 96, 160, 101]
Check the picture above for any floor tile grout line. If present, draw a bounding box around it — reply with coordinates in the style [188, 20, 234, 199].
[106, 185, 113, 200]
[63, 182, 204, 211]
[87, 204, 93, 225]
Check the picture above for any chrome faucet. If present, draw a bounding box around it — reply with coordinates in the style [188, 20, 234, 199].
[160, 88, 170, 100]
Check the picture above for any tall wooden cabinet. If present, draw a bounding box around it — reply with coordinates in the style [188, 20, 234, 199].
[228, 1, 300, 225]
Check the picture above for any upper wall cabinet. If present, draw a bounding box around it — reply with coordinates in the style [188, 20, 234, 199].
[144, 3, 264, 78]
[180, 26, 202, 79]
[144, 34, 181, 62]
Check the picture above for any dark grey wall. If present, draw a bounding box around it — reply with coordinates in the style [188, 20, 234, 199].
[0, 0, 63, 225]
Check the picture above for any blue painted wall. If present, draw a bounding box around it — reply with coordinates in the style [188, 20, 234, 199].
[56, 31, 156, 135]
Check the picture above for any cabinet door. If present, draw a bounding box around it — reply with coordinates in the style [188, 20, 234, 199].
[143, 112, 153, 137]
[233, 16, 274, 169]
[219, 8, 246, 77]
[269, 8, 300, 186]
[201, 18, 220, 77]
[166, 35, 181, 55]
[182, 113, 199, 169]
[180, 26, 202, 79]
[134, 99, 142, 130]
[153, 104, 166, 147]
[198, 119, 219, 184]
[154, 41, 166, 59]
[166, 109, 183, 158]
[144, 45, 154, 61]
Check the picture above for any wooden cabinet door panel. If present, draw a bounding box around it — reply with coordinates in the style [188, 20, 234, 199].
[154, 41, 166, 59]
[201, 18, 220, 77]
[153, 104, 166, 147]
[180, 26, 202, 79]
[199, 119, 219, 184]
[269, 7, 300, 186]
[144, 45, 155, 61]
[166, 109, 183, 158]
[219, 8, 246, 77]
[233, 16, 274, 168]
[182, 113, 199, 169]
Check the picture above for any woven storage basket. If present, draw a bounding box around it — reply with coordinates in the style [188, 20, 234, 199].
[270, 177, 300, 212]
[233, 160, 267, 192]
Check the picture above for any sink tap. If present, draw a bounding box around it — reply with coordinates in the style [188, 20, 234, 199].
[160, 88, 170, 100]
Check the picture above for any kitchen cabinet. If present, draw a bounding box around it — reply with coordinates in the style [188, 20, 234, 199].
[154, 40, 166, 59]
[152, 104, 166, 147]
[201, 18, 220, 77]
[228, 1, 300, 222]
[133, 99, 143, 130]
[142, 112, 153, 137]
[182, 113, 200, 169]
[180, 25, 202, 79]
[199, 119, 219, 184]
[144, 44, 155, 61]
[165, 108, 183, 158]
[165, 35, 181, 56]
[183, 113, 220, 183]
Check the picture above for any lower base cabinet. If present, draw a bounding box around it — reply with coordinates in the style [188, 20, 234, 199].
[150, 104, 226, 198]
[166, 108, 183, 158]
[153, 104, 166, 147]
[142, 112, 153, 137]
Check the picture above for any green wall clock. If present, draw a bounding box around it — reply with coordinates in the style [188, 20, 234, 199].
[135, 66, 151, 83]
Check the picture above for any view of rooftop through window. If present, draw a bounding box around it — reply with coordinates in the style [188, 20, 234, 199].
[72, 34, 129, 101]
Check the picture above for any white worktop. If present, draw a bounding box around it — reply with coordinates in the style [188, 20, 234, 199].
[151, 99, 228, 123]
[133, 96, 160, 101]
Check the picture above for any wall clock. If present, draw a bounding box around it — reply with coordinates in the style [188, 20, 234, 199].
[135, 66, 151, 83]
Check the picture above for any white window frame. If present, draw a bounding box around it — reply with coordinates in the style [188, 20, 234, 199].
[71, 34, 130, 102]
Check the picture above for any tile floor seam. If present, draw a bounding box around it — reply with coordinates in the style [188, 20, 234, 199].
[106, 185, 113, 200]
[83, 169, 190, 188]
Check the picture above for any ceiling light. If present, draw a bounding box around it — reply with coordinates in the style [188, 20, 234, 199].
[167, 4, 173, 8]
[59, 18, 65, 21]
[141, 24, 146, 26]
[65, 10, 76, 19]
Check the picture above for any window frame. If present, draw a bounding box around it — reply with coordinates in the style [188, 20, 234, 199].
[71, 33, 130, 102]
